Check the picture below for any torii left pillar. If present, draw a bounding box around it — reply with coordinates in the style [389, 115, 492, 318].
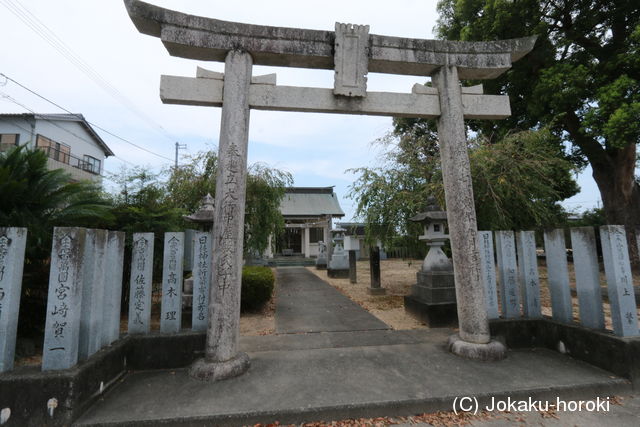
[190, 50, 252, 381]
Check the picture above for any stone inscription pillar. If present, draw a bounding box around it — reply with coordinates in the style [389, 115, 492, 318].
[477, 231, 499, 320]
[190, 50, 252, 381]
[42, 227, 87, 371]
[103, 231, 125, 346]
[128, 233, 154, 334]
[192, 231, 212, 332]
[0, 227, 27, 372]
[160, 232, 184, 333]
[600, 225, 639, 337]
[433, 65, 505, 360]
[79, 229, 108, 361]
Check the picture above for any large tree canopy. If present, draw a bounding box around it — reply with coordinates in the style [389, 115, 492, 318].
[436, 0, 640, 258]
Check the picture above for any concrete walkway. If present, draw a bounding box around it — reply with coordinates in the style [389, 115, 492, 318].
[275, 267, 389, 334]
[76, 329, 632, 426]
[74, 268, 637, 426]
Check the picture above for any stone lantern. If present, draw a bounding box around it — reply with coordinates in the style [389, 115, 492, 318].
[415, 197, 452, 272]
[404, 196, 457, 326]
[328, 227, 349, 278]
[184, 193, 215, 231]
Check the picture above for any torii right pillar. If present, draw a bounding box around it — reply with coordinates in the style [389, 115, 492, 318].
[433, 66, 506, 360]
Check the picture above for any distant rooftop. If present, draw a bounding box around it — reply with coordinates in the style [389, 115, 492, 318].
[280, 187, 345, 218]
[0, 113, 114, 157]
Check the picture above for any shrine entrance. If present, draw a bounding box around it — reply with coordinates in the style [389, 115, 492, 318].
[125, 0, 536, 381]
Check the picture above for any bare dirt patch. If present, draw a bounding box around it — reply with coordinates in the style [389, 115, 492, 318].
[307, 259, 427, 330]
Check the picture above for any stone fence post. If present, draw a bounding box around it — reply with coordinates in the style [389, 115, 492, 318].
[103, 231, 125, 346]
[0, 227, 27, 372]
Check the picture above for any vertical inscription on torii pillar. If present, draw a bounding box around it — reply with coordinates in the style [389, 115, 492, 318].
[218, 143, 242, 294]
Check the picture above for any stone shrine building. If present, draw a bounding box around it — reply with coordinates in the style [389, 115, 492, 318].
[266, 187, 344, 258]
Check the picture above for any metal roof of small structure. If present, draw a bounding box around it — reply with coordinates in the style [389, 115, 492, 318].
[280, 187, 345, 218]
[0, 113, 115, 157]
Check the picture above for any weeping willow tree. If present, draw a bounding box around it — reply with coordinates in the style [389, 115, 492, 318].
[348, 122, 579, 246]
[164, 150, 292, 255]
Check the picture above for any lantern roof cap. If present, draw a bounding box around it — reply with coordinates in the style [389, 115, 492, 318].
[184, 193, 215, 223]
[409, 196, 447, 223]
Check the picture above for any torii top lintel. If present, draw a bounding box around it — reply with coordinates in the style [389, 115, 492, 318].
[124, 0, 536, 80]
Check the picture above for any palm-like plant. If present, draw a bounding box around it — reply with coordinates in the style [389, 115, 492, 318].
[0, 145, 112, 256]
[0, 145, 113, 337]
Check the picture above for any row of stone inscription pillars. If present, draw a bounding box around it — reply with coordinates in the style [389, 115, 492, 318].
[477, 226, 639, 337]
[0, 227, 126, 372]
[0, 226, 215, 373]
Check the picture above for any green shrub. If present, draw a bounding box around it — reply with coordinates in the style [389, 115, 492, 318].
[241, 266, 275, 311]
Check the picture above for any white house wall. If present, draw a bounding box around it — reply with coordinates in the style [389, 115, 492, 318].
[34, 120, 106, 164]
[0, 116, 36, 146]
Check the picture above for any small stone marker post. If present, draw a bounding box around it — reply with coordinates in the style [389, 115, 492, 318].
[161, 232, 184, 333]
[495, 231, 519, 318]
[42, 227, 87, 371]
[348, 250, 357, 284]
[600, 226, 639, 337]
[516, 231, 541, 318]
[0, 227, 27, 372]
[368, 246, 385, 295]
[103, 231, 125, 346]
[477, 231, 499, 319]
[570, 227, 605, 330]
[543, 229, 573, 323]
[79, 229, 108, 361]
[128, 233, 154, 334]
[192, 231, 212, 332]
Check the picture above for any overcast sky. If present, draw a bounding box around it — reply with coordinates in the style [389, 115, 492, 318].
[0, 0, 601, 220]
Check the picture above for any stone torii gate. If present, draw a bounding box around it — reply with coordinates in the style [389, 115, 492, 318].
[125, 0, 536, 381]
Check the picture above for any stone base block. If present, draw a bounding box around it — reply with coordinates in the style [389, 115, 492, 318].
[327, 268, 349, 278]
[410, 284, 456, 304]
[316, 262, 327, 270]
[417, 270, 455, 288]
[404, 295, 457, 327]
[189, 352, 250, 381]
[367, 287, 387, 295]
[447, 334, 506, 361]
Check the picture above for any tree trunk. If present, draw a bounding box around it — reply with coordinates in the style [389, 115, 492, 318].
[590, 143, 640, 267]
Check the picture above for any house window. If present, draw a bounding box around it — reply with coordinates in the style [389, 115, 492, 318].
[36, 135, 70, 164]
[309, 227, 324, 243]
[0, 133, 19, 151]
[83, 155, 101, 174]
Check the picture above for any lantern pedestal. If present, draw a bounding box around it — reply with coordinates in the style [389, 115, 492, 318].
[405, 269, 457, 327]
